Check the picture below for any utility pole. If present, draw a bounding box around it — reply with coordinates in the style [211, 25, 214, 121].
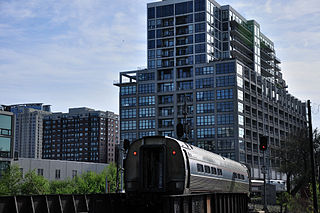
[260, 136, 268, 212]
[262, 151, 268, 212]
[182, 93, 189, 142]
[308, 100, 318, 213]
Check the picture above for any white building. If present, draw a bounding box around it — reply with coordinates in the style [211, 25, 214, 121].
[14, 158, 109, 181]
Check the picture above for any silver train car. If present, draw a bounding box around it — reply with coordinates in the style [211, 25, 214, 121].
[125, 136, 250, 195]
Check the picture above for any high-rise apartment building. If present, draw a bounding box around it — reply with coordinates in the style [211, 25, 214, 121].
[42, 108, 119, 163]
[0, 109, 14, 176]
[9, 103, 51, 158]
[115, 0, 306, 179]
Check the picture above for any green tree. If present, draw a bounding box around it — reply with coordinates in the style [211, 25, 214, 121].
[20, 170, 50, 195]
[74, 170, 107, 194]
[0, 164, 22, 196]
[106, 163, 117, 193]
[49, 179, 76, 194]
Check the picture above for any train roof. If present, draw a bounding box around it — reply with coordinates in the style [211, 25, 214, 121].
[164, 136, 248, 174]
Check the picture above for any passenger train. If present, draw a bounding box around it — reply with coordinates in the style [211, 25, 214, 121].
[125, 136, 250, 195]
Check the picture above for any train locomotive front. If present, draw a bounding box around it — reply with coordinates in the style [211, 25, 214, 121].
[125, 136, 250, 195]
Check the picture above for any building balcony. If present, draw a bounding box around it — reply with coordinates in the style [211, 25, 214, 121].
[274, 56, 281, 64]
[261, 67, 273, 78]
[230, 48, 253, 68]
[275, 64, 281, 71]
[230, 36, 253, 55]
[260, 49, 273, 61]
[261, 59, 274, 69]
[260, 40, 274, 53]
[230, 21, 253, 44]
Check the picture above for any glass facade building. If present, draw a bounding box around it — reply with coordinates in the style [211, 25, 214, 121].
[115, 0, 307, 179]
[0, 110, 14, 176]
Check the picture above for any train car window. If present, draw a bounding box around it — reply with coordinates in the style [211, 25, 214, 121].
[237, 174, 241, 179]
[211, 167, 217, 175]
[232, 172, 237, 179]
[197, 164, 204, 172]
[217, 168, 222, 175]
[204, 165, 210, 173]
[241, 174, 244, 180]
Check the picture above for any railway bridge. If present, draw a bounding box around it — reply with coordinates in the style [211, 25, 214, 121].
[0, 192, 248, 213]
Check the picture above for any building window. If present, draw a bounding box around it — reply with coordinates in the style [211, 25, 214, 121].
[139, 108, 155, 118]
[216, 62, 235, 74]
[217, 140, 235, 150]
[139, 131, 156, 138]
[158, 82, 174, 92]
[159, 107, 174, 116]
[121, 132, 137, 141]
[37, 169, 44, 176]
[139, 96, 155, 106]
[159, 95, 173, 104]
[176, 67, 193, 78]
[148, 7, 155, 19]
[196, 77, 214, 89]
[195, 23, 205, 33]
[216, 89, 233, 99]
[139, 120, 155, 130]
[158, 69, 173, 80]
[138, 72, 155, 81]
[177, 93, 193, 103]
[196, 90, 214, 101]
[195, 33, 205, 43]
[159, 119, 174, 128]
[195, 12, 205, 22]
[177, 81, 193, 90]
[195, 0, 205, 12]
[197, 115, 214, 126]
[177, 105, 194, 115]
[216, 75, 235, 87]
[156, 4, 174, 18]
[175, 1, 193, 15]
[195, 43, 205, 53]
[72, 170, 77, 178]
[217, 101, 234, 112]
[217, 127, 234, 138]
[121, 121, 136, 130]
[195, 54, 206, 64]
[121, 109, 136, 119]
[195, 66, 214, 75]
[197, 128, 215, 138]
[197, 103, 214, 113]
[55, 169, 61, 179]
[138, 84, 155, 94]
[217, 114, 234, 125]
[159, 130, 174, 137]
[120, 86, 136, 95]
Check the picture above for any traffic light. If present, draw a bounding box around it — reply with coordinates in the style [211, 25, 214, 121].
[259, 136, 268, 151]
[123, 139, 130, 151]
[176, 123, 184, 138]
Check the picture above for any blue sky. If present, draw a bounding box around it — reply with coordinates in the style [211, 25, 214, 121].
[1, 0, 319, 127]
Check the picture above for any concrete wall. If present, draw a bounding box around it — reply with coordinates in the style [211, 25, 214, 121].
[13, 158, 108, 181]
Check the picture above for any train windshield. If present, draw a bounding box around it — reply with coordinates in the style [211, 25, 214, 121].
[141, 146, 165, 191]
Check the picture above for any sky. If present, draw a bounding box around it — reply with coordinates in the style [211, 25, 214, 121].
[0, 0, 319, 127]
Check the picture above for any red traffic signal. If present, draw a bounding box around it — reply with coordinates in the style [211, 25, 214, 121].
[259, 136, 268, 151]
